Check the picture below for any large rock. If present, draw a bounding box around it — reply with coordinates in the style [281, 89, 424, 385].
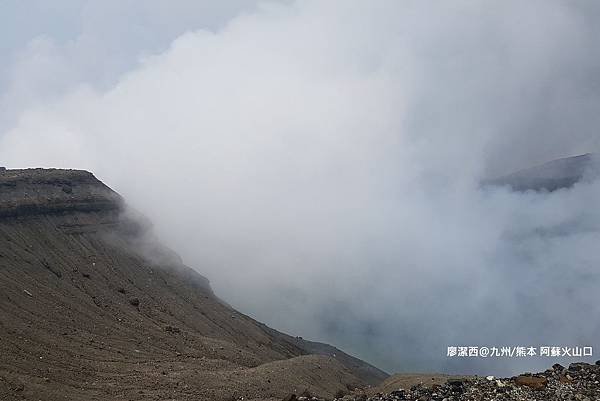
[514, 375, 548, 390]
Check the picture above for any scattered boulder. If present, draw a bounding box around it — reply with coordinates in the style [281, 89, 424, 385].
[129, 297, 140, 307]
[568, 362, 590, 372]
[164, 325, 181, 334]
[514, 375, 548, 390]
[559, 374, 572, 383]
[447, 379, 464, 387]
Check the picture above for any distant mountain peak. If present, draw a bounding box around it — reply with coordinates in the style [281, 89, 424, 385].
[486, 153, 599, 192]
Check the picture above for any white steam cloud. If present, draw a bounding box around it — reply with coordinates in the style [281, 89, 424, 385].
[1, 0, 600, 375]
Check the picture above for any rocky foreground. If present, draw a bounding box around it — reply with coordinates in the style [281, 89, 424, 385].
[282, 361, 600, 401]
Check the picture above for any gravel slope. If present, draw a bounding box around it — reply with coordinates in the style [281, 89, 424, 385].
[0, 168, 387, 401]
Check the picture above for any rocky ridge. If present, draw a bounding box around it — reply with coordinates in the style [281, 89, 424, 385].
[0, 168, 387, 401]
[485, 153, 600, 192]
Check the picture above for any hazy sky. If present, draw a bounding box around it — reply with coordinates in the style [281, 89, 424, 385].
[1, 1, 599, 375]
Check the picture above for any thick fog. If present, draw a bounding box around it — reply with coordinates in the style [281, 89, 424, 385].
[1, 1, 599, 375]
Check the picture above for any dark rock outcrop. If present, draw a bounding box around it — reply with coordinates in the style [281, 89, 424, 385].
[485, 153, 600, 192]
[0, 169, 122, 217]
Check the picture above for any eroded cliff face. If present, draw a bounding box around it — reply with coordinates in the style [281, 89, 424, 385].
[0, 169, 122, 217]
[0, 168, 386, 401]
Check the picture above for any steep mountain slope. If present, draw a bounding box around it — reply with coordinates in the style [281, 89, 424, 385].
[0, 169, 387, 401]
[485, 153, 599, 192]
